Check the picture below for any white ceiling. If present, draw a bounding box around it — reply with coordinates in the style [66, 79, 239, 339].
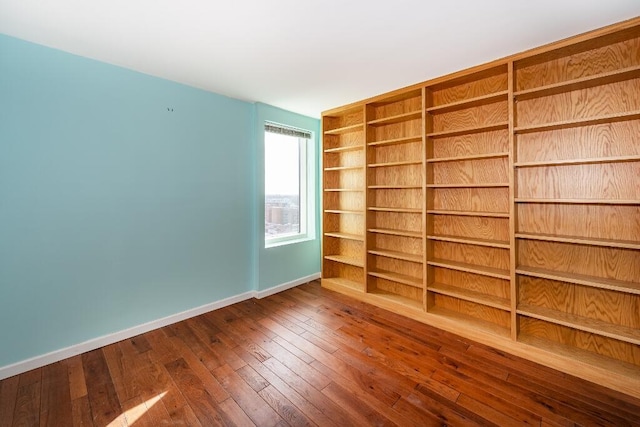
[1, 1, 639, 118]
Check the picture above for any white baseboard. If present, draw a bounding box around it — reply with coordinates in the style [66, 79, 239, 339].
[255, 272, 321, 299]
[0, 273, 319, 380]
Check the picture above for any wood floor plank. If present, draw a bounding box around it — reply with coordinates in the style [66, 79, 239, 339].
[2, 280, 639, 426]
[236, 364, 269, 393]
[321, 381, 396, 426]
[11, 372, 41, 427]
[258, 385, 314, 427]
[0, 375, 19, 427]
[217, 398, 257, 427]
[163, 358, 228, 427]
[212, 363, 284, 427]
[81, 350, 122, 427]
[39, 362, 72, 427]
[232, 345, 339, 427]
[260, 356, 361, 426]
[159, 383, 203, 427]
[64, 356, 88, 400]
[70, 396, 94, 427]
[165, 336, 229, 403]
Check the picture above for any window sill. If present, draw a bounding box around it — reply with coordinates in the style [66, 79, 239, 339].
[265, 235, 315, 249]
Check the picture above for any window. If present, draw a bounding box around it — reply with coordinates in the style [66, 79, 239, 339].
[264, 122, 314, 247]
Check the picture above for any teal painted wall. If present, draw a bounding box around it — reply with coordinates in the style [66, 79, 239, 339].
[255, 103, 321, 291]
[0, 34, 298, 368]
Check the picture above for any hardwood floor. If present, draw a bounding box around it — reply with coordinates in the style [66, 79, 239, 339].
[1, 280, 639, 426]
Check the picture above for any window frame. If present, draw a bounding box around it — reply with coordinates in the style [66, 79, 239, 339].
[264, 121, 315, 248]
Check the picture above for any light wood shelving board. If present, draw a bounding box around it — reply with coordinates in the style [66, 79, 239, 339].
[321, 17, 640, 399]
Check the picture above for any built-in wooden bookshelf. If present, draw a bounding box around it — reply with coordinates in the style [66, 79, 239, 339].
[321, 17, 640, 398]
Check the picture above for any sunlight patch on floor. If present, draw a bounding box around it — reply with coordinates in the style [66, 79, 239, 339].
[107, 391, 167, 427]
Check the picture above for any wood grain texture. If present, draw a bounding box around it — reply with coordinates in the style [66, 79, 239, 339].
[431, 129, 509, 159]
[432, 240, 509, 271]
[516, 120, 640, 163]
[516, 78, 640, 126]
[518, 276, 640, 329]
[368, 276, 424, 305]
[324, 108, 363, 130]
[368, 210, 422, 232]
[368, 92, 422, 121]
[369, 255, 423, 281]
[431, 67, 508, 106]
[432, 187, 509, 213]
[368, 188, 423, 211]
[323, 212, 363, 236]
[517, 203, 640, 241]
[517, 239, 640, 283]
[515, 34, 640, 91]
[432, 215, 509, 242]
[369, 139, 422, 163]
[369, 163, 421, 187]
[369, 118, 422, 143]
[431, 294, 511, 330]
[433, 101, 508, 133]
[517, 162, 640, 200]
[369, 233, 422, 256]
[434, 268, 510, 299]
[432, 157, 508, 185]
[519, 317, 640, 367]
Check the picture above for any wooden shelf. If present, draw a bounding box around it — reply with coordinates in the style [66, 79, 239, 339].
[324, 188, 363, 192]
[516, 266, 640, 296]
[369, 228, 422, 238]
[426, 183, 508, 188]
[368, 207, 422, 213]
[324, 124, 363, 135]
[514, 111, 640, 134]
[429, 282, 510, 310]
[427, 234, 510, 249]
[324, 209, 363, 215]
[368, 160, 422, 168]
[427, 122, 509, 139]
[427, 152, 509, 163]
[368, 290, 424, 311]
[323, 145, 364, 153]
[428, 259, 510, 280]
[515, 155, 640, 168]
[367, 110, 422, 125]
[322, 277, 363, 293]
[426, 90, 508, 114]
[429, 307, 511, 338]
[368, 249, 422, 264]
[324, 165, 363, 171]
[516, 232, 640, 250]
[368, 269, 423, 288]
[368, 185, 422, 189]
[427, 210, 510, 218]
[324, 255, 363, 268]
[518, 335, 640, 380]
[324, 232, 364, 241]
[518, 304, 640, 346]
[368, 135, 422, 147]
[514, 65, 640, 100]
[515, 198, 640, 205]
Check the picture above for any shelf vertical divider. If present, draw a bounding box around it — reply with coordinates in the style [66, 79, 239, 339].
[363, 106, 370, 293]
[320, 115, 327, 283]
[424, 86, 435, 312]
[508, 61, 518, 341]
[421, 86, 428, 312]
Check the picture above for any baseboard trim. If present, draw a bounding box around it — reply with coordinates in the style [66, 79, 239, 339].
[0, 273, 319, 380]
[255, 273, 321, 299]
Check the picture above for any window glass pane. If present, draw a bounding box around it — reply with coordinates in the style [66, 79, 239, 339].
[265, 131, 301, 240]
